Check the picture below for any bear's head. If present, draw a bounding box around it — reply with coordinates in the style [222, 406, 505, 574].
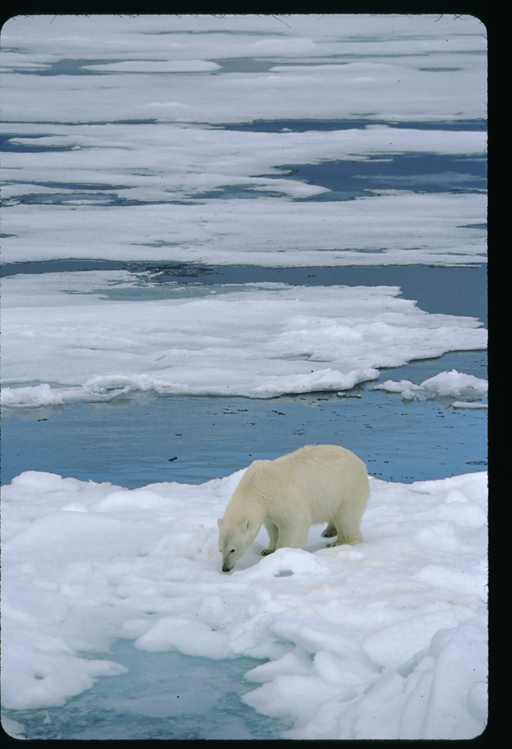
[217, 517, 253, 572]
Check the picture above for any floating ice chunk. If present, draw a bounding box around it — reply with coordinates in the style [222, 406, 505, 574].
[374, 369, 487, 406]
[2, 284, 487, 407]
[421, 369, 488, 400]
[0, 383, 66, 408]
[452, 400, 488, 409]
[373, 379, 422, 399]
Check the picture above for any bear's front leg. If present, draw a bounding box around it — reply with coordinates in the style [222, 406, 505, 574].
[261, 518, 279, 556]
[274, 518, 309, 551]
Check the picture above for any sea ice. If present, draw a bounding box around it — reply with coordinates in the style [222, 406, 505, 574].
[1, 467, 488, 738]
[1, 191, 487, 267]
[1, 15, 487, 125]
[1, 279, 487, 407]
[1, 14, 487, 267]
[374, 369, 488, 406]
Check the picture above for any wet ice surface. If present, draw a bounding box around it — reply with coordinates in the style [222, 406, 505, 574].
[5, 641, 291, 740]
[1, 13, 487, 741]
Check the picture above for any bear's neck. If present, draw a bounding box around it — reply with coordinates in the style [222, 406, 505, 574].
[228, 494, 266, 532]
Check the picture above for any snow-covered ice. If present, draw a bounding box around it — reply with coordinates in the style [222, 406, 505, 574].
[0, 15, 487, 125]
[1, 14, 487, 267]
[1, 274, 486, 407]
[1, 192, 487, 268]
[2, 467, 487, 738]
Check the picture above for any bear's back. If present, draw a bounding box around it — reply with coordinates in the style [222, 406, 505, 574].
[260, 445, 368, 516]
[275, 444, 365, 476]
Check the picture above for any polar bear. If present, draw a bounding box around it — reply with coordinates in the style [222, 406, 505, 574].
[217, 444, 370, 572]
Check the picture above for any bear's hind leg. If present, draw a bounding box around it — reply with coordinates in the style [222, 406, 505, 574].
[326, 509, 364, 548]
[325, 523, 363, 547]
[325, 534, 363, 548]
[321, 522, 337, 538]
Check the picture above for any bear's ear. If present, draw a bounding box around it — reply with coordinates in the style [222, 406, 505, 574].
[217, 518, 222, 528]
[242, 518, 251, 532]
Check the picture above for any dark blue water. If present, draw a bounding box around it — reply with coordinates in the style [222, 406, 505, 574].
[276, 153, 486, 200]
[219, 118, 487, 133]
[196, 153, 486, 202]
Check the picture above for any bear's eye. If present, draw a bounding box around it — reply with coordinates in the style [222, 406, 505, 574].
[230, 549, 236, 554]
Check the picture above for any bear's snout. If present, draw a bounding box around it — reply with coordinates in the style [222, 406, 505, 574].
[222, 562, 233, 572]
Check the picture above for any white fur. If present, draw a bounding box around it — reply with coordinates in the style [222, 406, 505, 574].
[217, 444, 370, 572]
